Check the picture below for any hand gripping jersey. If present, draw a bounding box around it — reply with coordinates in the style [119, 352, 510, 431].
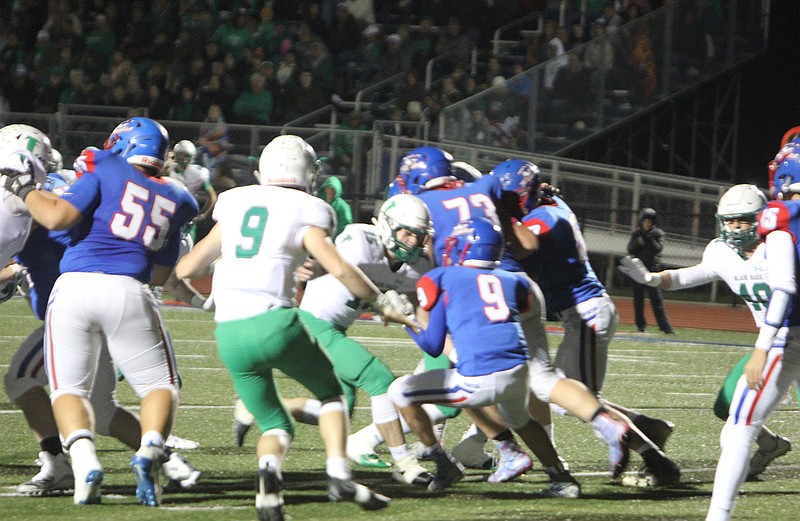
[508, 197, 605, 314]
[417, 175, 504, 266]
[167, 163, 211, 201]
[211, 184, 335, 322]
[756, 199, 800, 328]
[59, 149, 198, 282]
[411, 265, 531, 377]
[300, 223, 432, 328]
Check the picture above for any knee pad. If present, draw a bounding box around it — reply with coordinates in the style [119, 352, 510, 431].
[528, 358, 562, 402]
[319, 395, 346, 416]
[388, 375, 411, 408]
[370, 393, 399, 424]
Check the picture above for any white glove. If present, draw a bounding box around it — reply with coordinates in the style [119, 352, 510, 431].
[385, 289, 415, 316]
[618, 256, 661, 287]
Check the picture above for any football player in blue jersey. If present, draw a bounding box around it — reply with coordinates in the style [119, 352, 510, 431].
[705, 154, 800, 521]
[386, 148, 598, 492]
[389, 217, 580, 495]
[0, 117, 198, 507]
[5, 172, 202, 496]
[491, 159, 679, 488]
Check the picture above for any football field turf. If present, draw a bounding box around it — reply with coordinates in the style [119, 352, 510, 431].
[2, 298, 799, 520]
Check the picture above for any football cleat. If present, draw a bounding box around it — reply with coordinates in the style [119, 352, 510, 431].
[256, 466, 285, 521]
[427, 450, 465, 493]
[346, 435, 391, 468]
[233, 418, 253, 447]
[327, 477, 391, 510]
[165, 434, 200, 450]
[451, 428, 494, 469]
[632, 415, 675, 451]
[747, 434, 791, 481]
[391, 455, 434, 486]
[16, 451, 74, 496]
[487, 440, 533, 483]
[543, 467, 581, 499]
[131, 446, 164, 507]
[73, 469, 103, 505]
[622, 449, 681, 487]
[162, 449, 201, 488]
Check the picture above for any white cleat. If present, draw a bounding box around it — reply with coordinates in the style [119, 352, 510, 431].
[16, 451, 74, 496]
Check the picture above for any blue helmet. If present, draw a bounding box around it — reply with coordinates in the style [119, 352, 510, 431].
[771, 152, 800, 200]
[489, 159, 541, 211]
[104, 117, 170, 173]
[442, 217, 504, 268]
[397, 146, 454, 195]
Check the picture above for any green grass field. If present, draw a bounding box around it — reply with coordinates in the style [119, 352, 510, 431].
[2, 298, 799, 520]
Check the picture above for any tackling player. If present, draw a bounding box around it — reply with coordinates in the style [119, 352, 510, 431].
[491, 159, 678, 487]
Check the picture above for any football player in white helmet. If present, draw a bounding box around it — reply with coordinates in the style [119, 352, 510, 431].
[164, 139, 217, 238]
[619, 184, 795, 517]
[0, 124, 52, 273]
[273, 194, 435, 486]
[176, 134, 416, 520]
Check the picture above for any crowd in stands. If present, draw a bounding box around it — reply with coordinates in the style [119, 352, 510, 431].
[1, 1, 723, 150]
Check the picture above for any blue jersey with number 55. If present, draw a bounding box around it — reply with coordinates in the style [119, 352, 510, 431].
[59, 149, 198, 282]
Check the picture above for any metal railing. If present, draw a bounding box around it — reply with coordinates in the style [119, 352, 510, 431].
[442, 0, 768, 155]
[5, 110, 747, 269]
[491, 11, 543, 56]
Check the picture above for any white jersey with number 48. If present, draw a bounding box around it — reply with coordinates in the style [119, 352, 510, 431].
[211, 185, 334, 322]
[301, 223, 432, 328]
[666, 239, 770, 328]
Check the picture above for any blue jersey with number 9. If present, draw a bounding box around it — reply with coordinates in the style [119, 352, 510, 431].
[59, 149, 198, 282]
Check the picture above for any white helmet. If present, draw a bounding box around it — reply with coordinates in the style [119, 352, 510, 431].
[375, 194, 432, 263]
[51, 148, 63, 171]
[173, 139, 197, 167]
[0, 124, 53, 182]
[716, 184, 767, 256]
[258, 135, 319, 191]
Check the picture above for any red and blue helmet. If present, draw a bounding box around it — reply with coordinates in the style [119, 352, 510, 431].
[442, 217, 504, 268]
[397, 146, 454, 195]
[489, 159, 541, 211]
[770, 151, 800, 200]
[104, 117, 170, 173]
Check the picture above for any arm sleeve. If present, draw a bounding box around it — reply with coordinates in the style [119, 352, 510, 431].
[664, 264, 717, 290]
[405, 294, 447, 357]
[755, 230, 797, 350]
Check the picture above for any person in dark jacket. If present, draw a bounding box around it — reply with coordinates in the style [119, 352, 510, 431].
[626, 208, 675, 334]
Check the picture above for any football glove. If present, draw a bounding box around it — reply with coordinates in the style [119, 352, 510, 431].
[0, 155, 37, 200]
[618, 256, 661, 287]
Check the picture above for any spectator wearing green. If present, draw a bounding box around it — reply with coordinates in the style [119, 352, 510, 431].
[233, 71, 273, 124]
[318, 175, 352, 240]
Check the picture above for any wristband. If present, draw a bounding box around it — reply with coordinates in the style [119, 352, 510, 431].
[755, 324, 780, 351]
[647, 272, 662, 287]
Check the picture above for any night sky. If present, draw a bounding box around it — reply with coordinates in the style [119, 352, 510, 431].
[737, 0, 800, 185]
